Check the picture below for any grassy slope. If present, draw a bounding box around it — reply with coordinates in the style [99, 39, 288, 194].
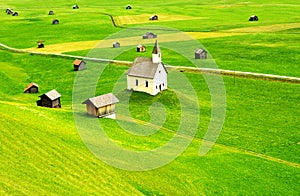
[0, 0, 299, 194]
[0, 50, 299, 195]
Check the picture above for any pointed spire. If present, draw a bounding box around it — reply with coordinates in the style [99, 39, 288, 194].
[152, 40, 161, 54]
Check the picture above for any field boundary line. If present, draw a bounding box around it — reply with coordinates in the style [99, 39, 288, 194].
[117, 114, 300, 169]
[1, 43, 300, 83]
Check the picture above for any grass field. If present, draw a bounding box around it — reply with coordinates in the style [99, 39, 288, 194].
[0, 0, 300, 195]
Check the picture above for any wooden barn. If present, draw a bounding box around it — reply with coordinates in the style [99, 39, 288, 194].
[48, 10, 54, 15]
[82, 93, 119, 118]
[142, 32, 157, 39]
[52, 19, 59, 25]
[37, 41, 45, 48]
[24, 82, 39, 93]
[149, 15, 158, 20]
[36, 89, 61, 108]
[113, 42, 120, 48]
[6, 8, 13, 15]
[127, 40, 167, 96]
[126, 5, 132, 9]
[12, 12, 18, 16]
[195, 48, 207, 59]
[249, 15, 258, 21]
[137, 45, 146, 52]
[73, 4, 79, 9]
[73, 59, 86, 71]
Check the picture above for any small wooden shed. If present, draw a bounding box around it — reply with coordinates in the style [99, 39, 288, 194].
[195, 48, 207, 59]
[142, 32, 157, 39]
[36, 89, 61, 108]
[24, 82, 39, 93]
[113, 42, 120, 48]
[149, 15, 158, 20]
[6, 8, 13, 15]
[137, 45, 146, 52]
[73, 4, 79, 9]
[48, 10, 54, 15]
[82, 93, 119, 118]
[12, 12, 18, 16]
[126, 5, 132, 9]
[73, 59, 86, 71]
[249, 15, 258, 21]
[52, 19, 59, 25]
[37, 41, 45, 48]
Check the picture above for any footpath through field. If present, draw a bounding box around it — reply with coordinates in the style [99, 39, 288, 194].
[1, 42, 300, 83]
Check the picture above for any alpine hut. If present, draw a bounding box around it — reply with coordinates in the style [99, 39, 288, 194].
[73, 4, 79, 9]
[52, 19, 59, 25]
[24, 82, 39, 93]
[195, 48, 207, 59]
[142, 32, 157, 39]
[36, 89, 61, 108]
[249, 15, 258, 21]
[73, 59, 86, 71]
[127, 40, 167, 95]
[82, 93, 119, 118]
[113, 42, 120, 48]
[48, 10, 54, 15]
[149, 15, 158, 20]
[136, 45, 146, 52]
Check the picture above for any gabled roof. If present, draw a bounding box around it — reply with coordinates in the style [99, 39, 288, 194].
[152, 40, 161, 54]
[127, 57, 166, 79]
[24, 82, 39, 92]
[82, 93, 119, 108]
[40, 89, 61, 100]
[195, 48, 207, 54]
[73, 59, 84, 66]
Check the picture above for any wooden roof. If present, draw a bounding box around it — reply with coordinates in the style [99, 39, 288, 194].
[73, 59, 83, 66]
[40, 89, 61, 100]
[195, 48, 207, 54]
[143, 32, 156, 36]
[127, 57, 162, 79]
[24, 82, 39, 92]
[82, 93, 119, 108]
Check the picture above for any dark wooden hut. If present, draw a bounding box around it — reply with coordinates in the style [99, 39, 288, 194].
[142, 32, 157, 39]
[24, 82, 39, 93]
[52, 19, 59, 25]
[48, 10, 54, 15]
[126, 5, 132, 9]
[113, 42, 120, 48]
[82, 93, 119, 118]
[149, 15, 158, 20]
[6, 8, 13, 15]
[37, 41, 45, 48]
[73, 4, 79, 9]
[195, 48, 207, 59]
[73, 59, 86, 71]
[36, 89, 61, 108]
[249, 15, 258, 21]
[137, 45, 146, 52]
[12, 12, 18, 16]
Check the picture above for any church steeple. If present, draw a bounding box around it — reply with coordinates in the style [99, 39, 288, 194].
[152, 40, 161, 63]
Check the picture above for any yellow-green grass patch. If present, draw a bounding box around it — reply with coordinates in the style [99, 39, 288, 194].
[115, 14, 206, 26]
[223, 22, 300, 33]
[25, 32, 245, 53]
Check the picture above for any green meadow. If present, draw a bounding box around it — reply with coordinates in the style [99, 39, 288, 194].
[0, 0, 299, 195]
